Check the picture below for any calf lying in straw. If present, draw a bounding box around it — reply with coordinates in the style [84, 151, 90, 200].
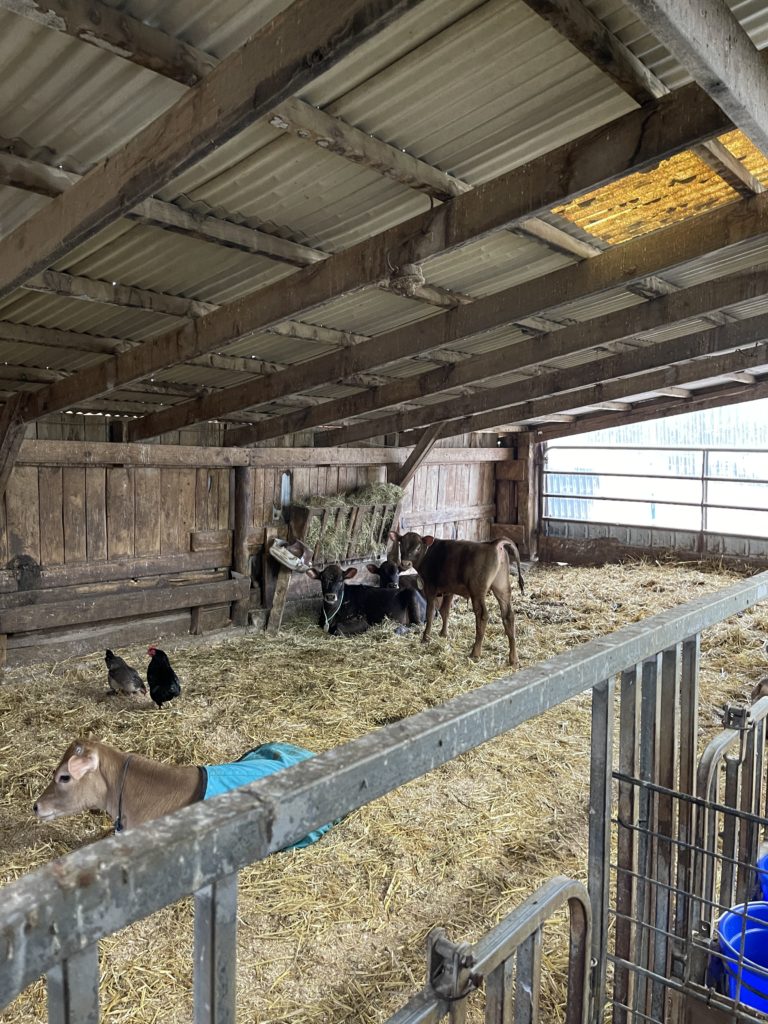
[34, 738, 333, 846]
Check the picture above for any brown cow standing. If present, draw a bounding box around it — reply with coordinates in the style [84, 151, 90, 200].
[390, 530, 524, 666]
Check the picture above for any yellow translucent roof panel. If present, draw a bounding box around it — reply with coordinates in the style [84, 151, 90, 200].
[718, 129, 768, 186]
[553, 150, 739, 245]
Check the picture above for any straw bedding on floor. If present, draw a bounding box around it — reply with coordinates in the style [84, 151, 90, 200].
[1, 558, 767, 1023]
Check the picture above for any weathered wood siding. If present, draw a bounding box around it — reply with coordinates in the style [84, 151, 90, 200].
[0, 442, 507, 664]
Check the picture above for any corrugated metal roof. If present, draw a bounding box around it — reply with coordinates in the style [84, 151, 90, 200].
[0, 0, 767, 437]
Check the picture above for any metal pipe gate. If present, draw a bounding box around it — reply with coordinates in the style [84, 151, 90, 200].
[1, 571, 767, 1022]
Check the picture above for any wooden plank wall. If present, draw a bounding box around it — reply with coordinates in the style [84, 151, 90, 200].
[399, 460, 496, 542]
[1, 447, 501, 570]
[3, 465, 232, 567]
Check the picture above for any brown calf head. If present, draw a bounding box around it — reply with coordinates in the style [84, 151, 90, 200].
[389, 531, 433, 570]
[33, 739, 107, 822]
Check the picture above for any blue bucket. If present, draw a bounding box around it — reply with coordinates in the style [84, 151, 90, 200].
[757, 852, 768, 900]
[718, 902, 768, 1012]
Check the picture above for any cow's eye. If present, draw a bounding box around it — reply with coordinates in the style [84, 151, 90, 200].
[59, 773, 71, 784]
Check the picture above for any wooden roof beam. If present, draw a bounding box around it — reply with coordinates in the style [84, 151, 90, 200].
[531, 376, 768, 442]
[98, 84, 731, 441]
[622, 0, 768, 155]
[223, 221, 768, 446]
[0, 0, 216, 84]
[0, 0, 425, 300]
[523, 0, 763, 194]
[394, 334, 768, 444]
[323, 313, 768, 445]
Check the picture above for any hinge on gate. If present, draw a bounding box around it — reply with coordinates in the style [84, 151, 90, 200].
[427, 927, 484, 1002]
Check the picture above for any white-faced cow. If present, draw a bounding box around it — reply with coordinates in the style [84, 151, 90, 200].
[307, 564, 426, 635]
[389, 530, 524, 666]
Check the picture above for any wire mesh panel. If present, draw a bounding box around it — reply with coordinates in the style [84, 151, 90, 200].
[607, 695, 768, 1024]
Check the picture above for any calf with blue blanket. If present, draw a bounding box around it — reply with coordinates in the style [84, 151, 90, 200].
[33, 738, 334, 847]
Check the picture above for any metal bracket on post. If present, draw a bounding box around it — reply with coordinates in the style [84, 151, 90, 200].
[427, 927, 483, 1003]
[722, 703, 751, 731]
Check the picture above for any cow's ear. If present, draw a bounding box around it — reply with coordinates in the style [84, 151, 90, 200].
[343, 567, 358, 579]
[307, 568, 320, 579]
[423, 535, 435, 547]
[67, 746, 99, 780]
[388, 530, 400, 541]
[366, 564, 379, 575]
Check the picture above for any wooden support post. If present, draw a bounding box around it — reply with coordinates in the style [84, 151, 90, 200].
[516, 434, 540, 560]
[266, 567, 293, 635]
[0, 395, 29, 504]
[232, 466, 253, 627]
[390, 422, 443, 489]
[491, 434, 540, 559]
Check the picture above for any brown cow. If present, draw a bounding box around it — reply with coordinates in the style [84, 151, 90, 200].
[390, 530, 524, 666]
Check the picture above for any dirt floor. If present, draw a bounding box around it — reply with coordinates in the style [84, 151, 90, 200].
[1, 558, 768, 1023]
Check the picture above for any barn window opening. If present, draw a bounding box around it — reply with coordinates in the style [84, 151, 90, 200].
[542, 400, 768, 556]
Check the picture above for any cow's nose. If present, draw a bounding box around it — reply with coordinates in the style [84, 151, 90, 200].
[33, 802, 39, 814]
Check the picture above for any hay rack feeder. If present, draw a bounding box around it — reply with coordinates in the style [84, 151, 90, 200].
[266, 495, 403, 633]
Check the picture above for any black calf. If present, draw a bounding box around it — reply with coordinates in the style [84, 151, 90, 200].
[308, 565, 426, 636]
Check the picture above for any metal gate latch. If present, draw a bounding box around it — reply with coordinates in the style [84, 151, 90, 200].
[722, 703, 751, 730]
[427, 927, 483, 1002]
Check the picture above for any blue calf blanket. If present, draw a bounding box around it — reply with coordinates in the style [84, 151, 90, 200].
[201, 742, 333, 849]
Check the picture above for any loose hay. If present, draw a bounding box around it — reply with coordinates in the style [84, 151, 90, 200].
[1, 559, 767, 1023]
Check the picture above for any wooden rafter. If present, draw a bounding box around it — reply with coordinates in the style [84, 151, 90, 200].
[0, 0, 215, 84]
[325, 315, 768, 445]
[397, 339, 768, 445]
[0, 321, 128, 355]
[518, 0, 665, 105]
[514, 217, 603, 258]
[530, 377, 768, 442]
[0, 394, 28, 502]
[103, 84, 732, 441]
[24, 270, 218, 319]
[692, 138, 765, 198]
[223, 213, 768, 446]
[1, 146, 329, 267]
[268, 97, 471, 203]
[622, 0, 768, 155]
[0, 0, 425, 300]
[523, 0, 762, 196]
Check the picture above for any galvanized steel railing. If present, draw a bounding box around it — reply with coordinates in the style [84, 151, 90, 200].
[385, 876, 591, 1024]
[1, 570, 767, 1022]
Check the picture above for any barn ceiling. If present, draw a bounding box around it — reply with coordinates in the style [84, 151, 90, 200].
[1, 0, 768, 446]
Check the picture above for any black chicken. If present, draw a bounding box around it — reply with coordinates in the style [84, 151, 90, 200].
[146, 646, 182, 709]
[105, 649, 146, 696]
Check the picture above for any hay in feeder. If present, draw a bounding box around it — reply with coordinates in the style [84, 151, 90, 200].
[1, 558, 767, 1024]
[295, 483, 404, 564]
